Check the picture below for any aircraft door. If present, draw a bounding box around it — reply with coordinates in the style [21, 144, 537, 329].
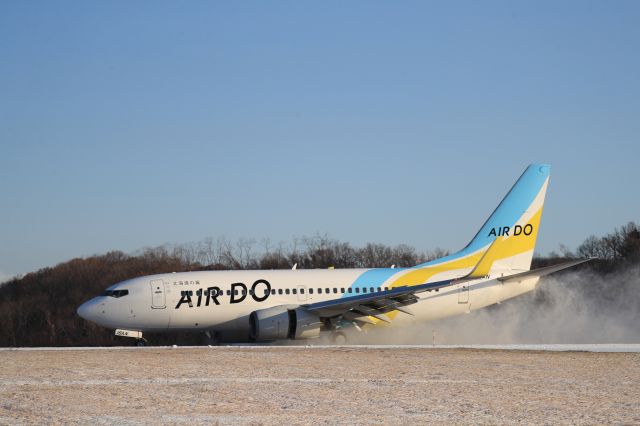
[457, 283, 469, 304]
[150, 279, 166, 309]
[297, 285, 307, 302]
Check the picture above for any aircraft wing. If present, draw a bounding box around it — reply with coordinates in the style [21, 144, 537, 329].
[301, 279, 457, 324]
[301, 244, 496, 323]
[302, 258, 594, 325]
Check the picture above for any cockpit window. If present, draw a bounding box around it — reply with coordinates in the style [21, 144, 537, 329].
[101, 289, 129, 298]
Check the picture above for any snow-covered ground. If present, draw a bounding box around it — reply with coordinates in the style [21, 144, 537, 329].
[2, 346, 639, 424]
[435, 343, 640, 352]
[2, 343, 640, 352]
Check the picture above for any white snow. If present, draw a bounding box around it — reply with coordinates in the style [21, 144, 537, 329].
[2, 343, 640, 352]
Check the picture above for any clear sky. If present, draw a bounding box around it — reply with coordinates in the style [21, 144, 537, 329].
[1, 1, 639, 279]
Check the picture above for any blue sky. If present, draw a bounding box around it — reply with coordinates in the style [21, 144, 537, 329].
[1, 1, 639, 278]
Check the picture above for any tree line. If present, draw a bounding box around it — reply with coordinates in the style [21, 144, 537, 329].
[0, 224, 638, 347]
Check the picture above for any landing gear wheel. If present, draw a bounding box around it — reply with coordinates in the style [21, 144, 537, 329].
[135, 338, 147, 347]
[332, 332, 347, 345]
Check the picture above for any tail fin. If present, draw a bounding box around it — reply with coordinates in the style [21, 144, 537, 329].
[420, 164, 551, 273]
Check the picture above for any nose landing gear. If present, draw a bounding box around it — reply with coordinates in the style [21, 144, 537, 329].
[114, 329, 146, 346]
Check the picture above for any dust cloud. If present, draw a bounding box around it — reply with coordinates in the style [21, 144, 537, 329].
[349, 265, 640, 345]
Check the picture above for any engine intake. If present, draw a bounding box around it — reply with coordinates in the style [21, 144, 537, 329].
[249, 306, 322, 341]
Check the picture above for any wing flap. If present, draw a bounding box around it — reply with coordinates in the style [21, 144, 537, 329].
[342, 311, 377, 325]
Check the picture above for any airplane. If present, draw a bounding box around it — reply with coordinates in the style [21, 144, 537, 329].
[77, 164, 590, 345]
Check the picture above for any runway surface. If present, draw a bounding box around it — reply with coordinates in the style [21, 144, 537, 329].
[1, 346, 639, 424]
[3, 343, 640, 352]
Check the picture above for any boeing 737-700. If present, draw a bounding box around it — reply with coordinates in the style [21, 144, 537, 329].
[77, 164, 589, 345]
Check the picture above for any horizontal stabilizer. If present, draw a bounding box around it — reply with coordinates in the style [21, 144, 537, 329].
[497, 258, 594, 283]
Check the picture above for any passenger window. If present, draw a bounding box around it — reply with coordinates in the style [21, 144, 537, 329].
[264, 289, 269, 295]
[340, 288, 345, 293]
[325, 288, 330, 293]
[377, 287, 381, 292]
[249, 289, 254, 295]
[348, 288, 353, 293]
[362, 288, 367, 293]
[355, 288, 360, 293]
[309, 288, 314, 294]
[318, 288, 322, 294]
[333, 288, 337, 294]
[300, 288, 305, 294]
[278, 289, 283, 295]
[292, 289, 297, 294]
[226, 289, 231, 296]
[370, 287, 375, 293]
[285, 289, 290, 295]
[271, 289, 276, 295]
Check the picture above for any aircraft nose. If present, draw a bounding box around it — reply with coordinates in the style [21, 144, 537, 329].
[77, 299, 99, 321]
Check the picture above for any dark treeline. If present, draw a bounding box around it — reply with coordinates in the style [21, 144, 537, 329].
[159, 235, 448, 270]
[0, 225, 638, 347]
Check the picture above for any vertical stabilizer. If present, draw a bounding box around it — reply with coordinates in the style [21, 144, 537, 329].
[417, 164, 550, 273]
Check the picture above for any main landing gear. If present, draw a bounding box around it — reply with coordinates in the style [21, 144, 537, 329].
[331, 331, 348, 345]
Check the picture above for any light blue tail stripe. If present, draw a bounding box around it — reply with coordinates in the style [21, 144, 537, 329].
[349, 268, 406, 290]
[416, 163, 550, 267]
[341, 164, 550, 298]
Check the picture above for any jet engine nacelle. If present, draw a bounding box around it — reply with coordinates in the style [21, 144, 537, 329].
[249, 306, 322, 341]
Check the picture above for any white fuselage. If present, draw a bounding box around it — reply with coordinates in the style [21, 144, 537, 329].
[77, 164, 554, 343]
[77, 268, 540, 341]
